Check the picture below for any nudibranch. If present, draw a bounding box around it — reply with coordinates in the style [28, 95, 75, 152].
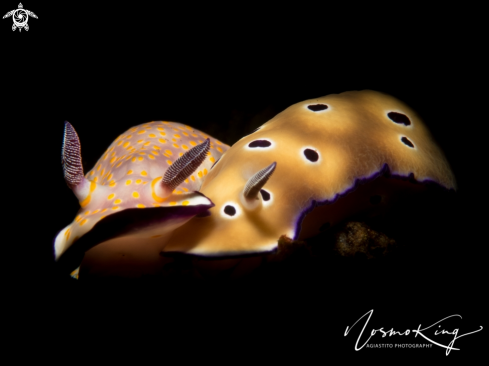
[54, 121, 229, 277]
[163, 90, 456, 256]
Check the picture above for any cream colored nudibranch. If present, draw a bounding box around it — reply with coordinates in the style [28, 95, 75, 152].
[54, 121, 230, 277]
[163, 90, 456, 257]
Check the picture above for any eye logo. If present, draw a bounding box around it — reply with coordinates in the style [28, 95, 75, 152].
[3, 3, 38, 32]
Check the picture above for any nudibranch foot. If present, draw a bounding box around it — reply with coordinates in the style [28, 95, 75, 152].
[57, 193, 215, 277]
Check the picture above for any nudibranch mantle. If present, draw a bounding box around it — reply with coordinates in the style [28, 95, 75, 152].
[54, 121, 229, 275]
[163, 90, 456, 256]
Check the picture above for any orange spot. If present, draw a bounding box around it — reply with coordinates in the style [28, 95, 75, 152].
[179, 152, 183, 157]
[167, 160, 172, 165]
[84, 211, 90, 216]
[144, 141, 151, 146]
[123, 142, 130, 148]
[157, 127, 165, 131]
[191, 175, 195, 182]
[126, 134, 133, 139]
[182, 200, 190, 206]
[198, 171, 203, 178]
[117, 141, 123, 146]
[182, 187, 189, 192]
[185, 126, 193, 131]
[172, 138, 177, 142]
[132, 191, 140, 198]
[112, 206, 119, 210]
[101, 169, 105, 176]
[101, 208, 108, 213]
[169, 201, 177, 206]
[184, 179, 189, 184]
[141, 171, 148, 176]
[114, 199, 122, 204]
[139, 152, 146, 155]
[75, 215, 82, 222]
[138, 156, 143, 161]
[189, 141, 197, 146]
[65, 230, 71, 241]
[173, 143, 180, 148]
[182, 144, 189, 150]
[143, 181, 148, 185]
[138, 130, 146, 134]
[107, 173, 113, 181]
[217, 147, 223, 153]
[110, 157, 116, 164]
[151, 176, 168, 203]
[90, 171, 95, 176]
[206, 151, 211, 156]
[159, 132, 167, 137]
[130, 127, 137, 132]
[153, 145, 161, 150]
[93, 176, 98, 182]
[152, 203, 160, 207]
[152, 150, 159, 156]
[183, 132, 189, 136]
[210, 157, 215, 163]
[191, 134, 198, 138]
[109, 180, 116, 187]
[108, 193, 115, 200]
[199, 140, 203, 143]
[132, 157, 137, 162]
[174, 134, 181, 138]
[97, 164, 101, 171]
[100, 216, 107, 220]
[149, 154, 155, 159]
[137, 139, 144, 144]
[136, 179, 142, 184]
[126, 179, 132, 185]
[80, 181, 97, 208]
[158, 138, 166, 144]
[80, 219, 88, 226]
[203, 168, 208, 175]
[127, 170, 133, 175]
[136, 204, 145, 208]
[165, 149, 172, 156]
[92, 209, 100, 214]
[175, 190, 182, 194]
[148, 133, 156, 138]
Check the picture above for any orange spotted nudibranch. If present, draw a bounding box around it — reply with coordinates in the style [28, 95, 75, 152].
[54, 121, 230, 278]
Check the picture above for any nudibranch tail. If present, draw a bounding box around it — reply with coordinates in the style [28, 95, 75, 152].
[159, 138, 211, 198]
[243, 162, 277, 200]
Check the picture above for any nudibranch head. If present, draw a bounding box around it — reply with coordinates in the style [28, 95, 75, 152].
[54, 121, 230, 276]
[163, 90, 456, 256]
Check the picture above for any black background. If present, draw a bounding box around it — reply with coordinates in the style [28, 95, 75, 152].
[3, 2, 486, 362]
